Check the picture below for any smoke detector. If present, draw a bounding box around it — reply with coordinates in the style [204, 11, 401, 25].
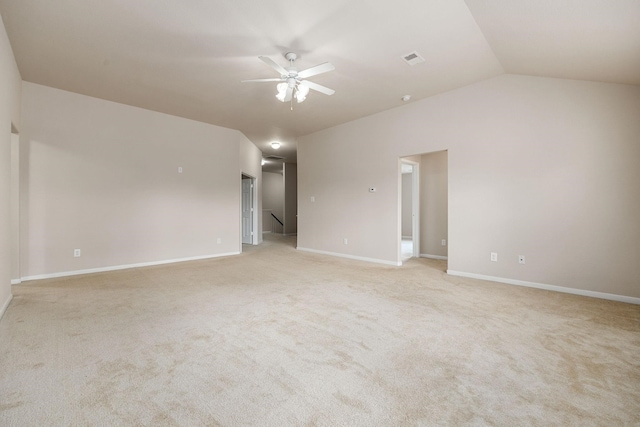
[401, 51, 425, 66]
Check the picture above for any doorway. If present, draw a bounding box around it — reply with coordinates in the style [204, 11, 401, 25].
[10, 129, 20, 284]
[399, 150, 449, 264]
[241, 174, 256, 246]
[400, 159, 420, 262]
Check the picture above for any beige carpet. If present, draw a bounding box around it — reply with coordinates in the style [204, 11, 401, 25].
[1, 235, 639, 426]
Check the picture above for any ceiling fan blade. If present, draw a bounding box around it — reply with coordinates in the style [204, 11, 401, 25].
[241, 78, 284, 83]
[301, 80, 335, 96]
[283, 86, 293, 102]
[297, 62, 335, 79]
[259, 56, 288, 76]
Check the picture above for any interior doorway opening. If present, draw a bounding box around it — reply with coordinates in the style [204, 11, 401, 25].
[241, 173, 257, 247]
[400, 159, 420, 262]
[11, 128, 20, 284]
[399, 151, 449, 265]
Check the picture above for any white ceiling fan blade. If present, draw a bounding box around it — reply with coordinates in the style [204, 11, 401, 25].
[283, 86, 293, 102]
[301, 80, 335, 96]
[297, 62, 335, 79]
[259, 56, 288, 76]
[242, 78, 284, 83]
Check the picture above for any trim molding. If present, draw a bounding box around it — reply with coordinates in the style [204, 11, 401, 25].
[11, 279, 21, 285]
[297, 247, 402, 266]
[283, 233, 298, 237]
[1, 295, 13, 320]
[421, 254, 448, 260]
[21, 252, 241, 282]
[447, 270, 640, 305]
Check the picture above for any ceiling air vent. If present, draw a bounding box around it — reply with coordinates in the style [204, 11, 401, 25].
[401, 51, 425, 66]
[264, 155, 285, 160]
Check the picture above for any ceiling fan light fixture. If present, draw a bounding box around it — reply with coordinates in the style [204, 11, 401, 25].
[296, 84, 309, 103]
[245, 54, 335, 105]
[275, 83, 288, 101]
[271, 141, 281, 149]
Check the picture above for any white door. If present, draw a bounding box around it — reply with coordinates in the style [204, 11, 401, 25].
[242, 178, 253, 244]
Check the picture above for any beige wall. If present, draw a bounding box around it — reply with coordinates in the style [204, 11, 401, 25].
[0, 15, 21, 317]
[298, 74, 640, 298]
[262, 171, 284, 223]
[283, 163, 297, 236]
[420, 151, 448, 258]
[20, 82, 260, 278]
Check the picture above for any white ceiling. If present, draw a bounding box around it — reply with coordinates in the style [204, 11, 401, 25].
[1, 0, 639, 172]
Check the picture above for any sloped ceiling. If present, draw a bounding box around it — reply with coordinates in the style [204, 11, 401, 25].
[1, 0, 638, 171]
[465, 0, 640, 85]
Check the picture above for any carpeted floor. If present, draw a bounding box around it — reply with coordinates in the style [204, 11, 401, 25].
[1, 235, 639, 426]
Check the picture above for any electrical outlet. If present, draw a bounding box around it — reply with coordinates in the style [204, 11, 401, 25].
[217, 238, 222, 244]
[490, 252, 498, 262]
[178, 166, 183, 173]
[343, 238, 348, 245]
[441, 239, 446, 246]
[74, 249, 81, 257]
[310, 196, 315, 202]
[518, 255, 525, 264]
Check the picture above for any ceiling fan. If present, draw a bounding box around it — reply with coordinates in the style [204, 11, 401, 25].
[242, 52, 335, 104]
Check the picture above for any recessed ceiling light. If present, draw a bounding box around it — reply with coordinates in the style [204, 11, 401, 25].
[402, 95, 411, 102]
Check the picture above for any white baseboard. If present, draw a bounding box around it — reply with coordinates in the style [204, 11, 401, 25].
[11, 279, 21, 285]
[262, 231, 272, 234]
[21, 252, 241, 282]
[297, 247, 402, 266]
[421, 254, 448, 260]
[1, 294, 13, 320]
[283, 233, 298, 237]
[447, 270, 640, 305]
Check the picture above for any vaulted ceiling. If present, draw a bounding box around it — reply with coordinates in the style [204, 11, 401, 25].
[1, 0, 639, 172]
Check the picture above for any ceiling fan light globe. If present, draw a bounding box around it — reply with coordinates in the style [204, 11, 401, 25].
[298, 84, 309, 96]
[276, 82, 288, 101]
[296, 83, 310, 103]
